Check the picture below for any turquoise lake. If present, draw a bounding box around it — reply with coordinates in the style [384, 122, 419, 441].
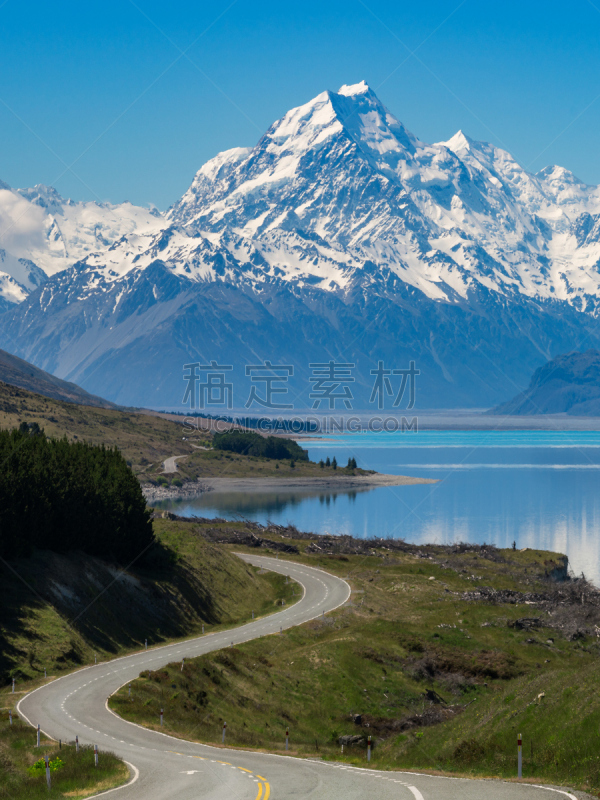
[156, 430, 600, 584]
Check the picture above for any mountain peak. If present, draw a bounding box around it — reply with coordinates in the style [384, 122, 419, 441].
[337, 80, 371, 97]
[442, 130, 473, 153]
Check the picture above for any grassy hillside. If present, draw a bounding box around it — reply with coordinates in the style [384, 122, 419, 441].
[0, 381, 208, 472]
[0, 382, 372, 484]
[0, 714, 127, 800]
[109, 519, 600, 796]
[0, 348, 117, 409]
[0, 517, 296, 685]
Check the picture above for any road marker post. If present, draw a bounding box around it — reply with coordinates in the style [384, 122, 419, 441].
[286, 726, 289, 751]
[518, 733, 522, 778]
[280, 626, 282, 634]
[252, 611, 254, 619]
[44, 668, 47, 679]
[94, 654, 97, 665]
[202, 624, 205, 634]
[59, 739, 61, 749]
[222, 721, 227, 743]
[45, 755, 51, 789]
[322, 610, 324, 618]
[145, 639, 148, 650]
[181, 658, 185, 671]
[160, 708, 164, 727]
[94, 745, 98, 767]
[37, 724, 40, 747]
[8, 710, 12, 726]
[128, 684, 131, 698]
[367, 735, 372, 762]
[76, 736, 79, 753]
[12, 678, 15, 694]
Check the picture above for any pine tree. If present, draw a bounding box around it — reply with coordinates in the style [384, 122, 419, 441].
[319, 459, 324, 468]
[325, 457, 331, 467]
[332, 456, 337, 470]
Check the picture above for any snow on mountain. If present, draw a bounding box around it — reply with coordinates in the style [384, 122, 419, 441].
[163, 81, 600, 315]
[5, 82, 600, 407]
[0, 182, 162, 306]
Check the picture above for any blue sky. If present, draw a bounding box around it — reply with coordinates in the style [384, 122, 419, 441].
[1, 0, 600, 208]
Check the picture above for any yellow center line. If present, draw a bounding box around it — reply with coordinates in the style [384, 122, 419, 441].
[255, 782, 263, 800]
[263, 782, 271, 800]
[256, 775, 267, 781]
[238, 767, 253, 773]
[217, 760, 232, 765]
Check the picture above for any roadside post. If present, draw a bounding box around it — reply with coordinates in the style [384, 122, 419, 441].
[76, 735, 79, 753]
[202, 624, 205, 634]
[44, 668, 47, 678]
[8, 710, 12, 726]
[222, 721, 227, 743]
[286, 726, 289, 751]
[367, 735, 372, 762]
[94, 654, 97, 665]
[145, 639, 148, 650]
[518, 733, 522, 778]
[160, 708, 164, 727]
[37, 724, 40, 747]
[128, 684, 131, 698]
[45, 755, 51, 789]
[12, 678, 15, 694]
[94, 745, 98, 767]
[181, 658, 185, 671]
[252, 611, 254, 619]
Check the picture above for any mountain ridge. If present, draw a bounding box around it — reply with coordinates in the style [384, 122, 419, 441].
[3, 82, 600, 408]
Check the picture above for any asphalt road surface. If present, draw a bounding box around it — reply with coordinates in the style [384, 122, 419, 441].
[18, 555, 582, 800]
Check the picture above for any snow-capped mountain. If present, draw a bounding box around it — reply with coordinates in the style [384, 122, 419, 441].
[3, 81, 600, 408]
[0, 181, 161, 310]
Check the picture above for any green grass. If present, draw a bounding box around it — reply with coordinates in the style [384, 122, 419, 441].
[108, 530, 600, 796]
[0, 518, 299, 686]
[0, 715, 128, 799]
[0, 381, 210, 476]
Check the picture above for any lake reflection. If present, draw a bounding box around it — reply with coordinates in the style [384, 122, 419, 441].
[154, 431, 600, 584]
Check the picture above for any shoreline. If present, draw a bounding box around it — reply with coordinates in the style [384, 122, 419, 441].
[142, 472, 437, 502]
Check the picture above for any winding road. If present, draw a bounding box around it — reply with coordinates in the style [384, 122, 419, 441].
[18, 555, 581, 800]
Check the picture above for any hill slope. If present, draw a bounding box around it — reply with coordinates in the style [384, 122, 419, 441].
[0, 517, 294, 684]
[492, 349, 600, 415]
[0, 347, 116, 407]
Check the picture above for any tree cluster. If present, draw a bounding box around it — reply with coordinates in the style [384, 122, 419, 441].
[0, 424, 153, 563]
[212, 431, 308, 461]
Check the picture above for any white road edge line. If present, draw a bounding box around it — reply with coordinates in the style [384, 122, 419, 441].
[83, 760, 140, 799]
[20, 557, 581, 798]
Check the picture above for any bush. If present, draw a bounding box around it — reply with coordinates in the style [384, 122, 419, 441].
[213, 431, 308, 461]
